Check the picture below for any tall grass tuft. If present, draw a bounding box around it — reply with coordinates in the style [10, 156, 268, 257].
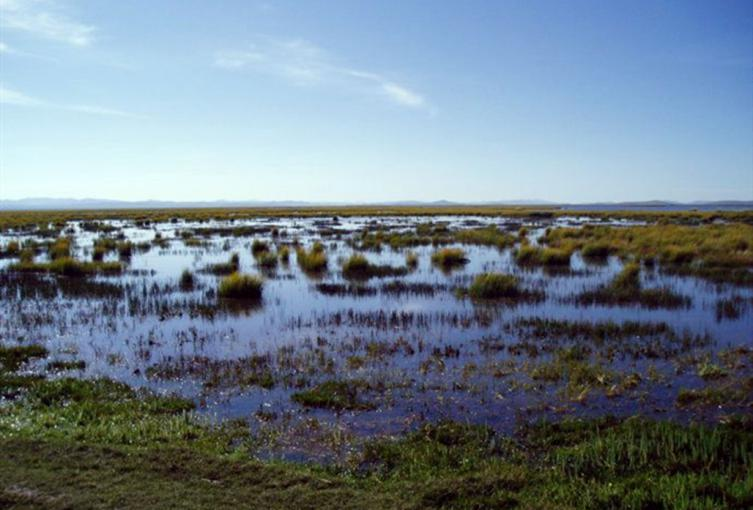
[218, 273, 263, 300]
[296, 244, 328, 273]
[468, 272, 520, 299]
[431, 248, 468, 269]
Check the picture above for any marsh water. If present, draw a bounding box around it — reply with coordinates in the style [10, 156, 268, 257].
[2, 215, 751, 461]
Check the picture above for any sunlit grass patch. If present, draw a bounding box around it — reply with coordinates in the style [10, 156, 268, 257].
[342, 253, 408, 279]
[454, 225, 515, 248]
[515, 245, 572, 267]
[468, 272, 520, 299]
[296, 244, 328, 273]
[217, 273, 263, 300]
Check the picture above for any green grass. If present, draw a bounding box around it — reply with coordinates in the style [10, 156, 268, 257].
[0, 366, 751, 509]
[467, 272, 520, 299]
[291, 380, 375, 411]
[217, 273, 263, 300]
[3, 206, 750, 233]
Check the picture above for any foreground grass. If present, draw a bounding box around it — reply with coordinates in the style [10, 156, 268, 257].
[1, 344, 751, 509]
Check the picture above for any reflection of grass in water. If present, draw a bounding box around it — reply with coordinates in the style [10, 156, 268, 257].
[10, 257, 124, 276]
[202, 253, 239, 275]
[577, 262, 690, 309]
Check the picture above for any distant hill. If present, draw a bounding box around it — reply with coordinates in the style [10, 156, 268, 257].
[0, 197, 749, 211]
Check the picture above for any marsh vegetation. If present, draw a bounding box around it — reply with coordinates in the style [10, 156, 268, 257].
[0, 208, 751, 508]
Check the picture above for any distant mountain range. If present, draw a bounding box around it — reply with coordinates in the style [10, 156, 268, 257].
[0, 197, 750, 211]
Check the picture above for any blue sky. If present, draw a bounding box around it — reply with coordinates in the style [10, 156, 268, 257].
[1, 0, 751, 203]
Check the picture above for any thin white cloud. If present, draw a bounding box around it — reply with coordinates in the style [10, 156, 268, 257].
[0, 84, 44, 106]
[214, 38, 430, 111]
[0, 84, 140, 118]
[0, 41, 9, 53]
[381, 82, 425, 108]
[0, 0, 95, 47]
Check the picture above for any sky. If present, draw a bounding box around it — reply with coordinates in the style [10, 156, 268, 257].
[1, 0, 751, 203]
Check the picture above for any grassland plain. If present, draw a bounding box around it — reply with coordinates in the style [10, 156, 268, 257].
[1, 205, 752, 232]
[1, 207, 752, 509]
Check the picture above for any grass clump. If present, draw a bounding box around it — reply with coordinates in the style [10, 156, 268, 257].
[515, 245, 572, 267]
[203, 253, 240, 275]
[430, 247, 468, 269]
[544, 223, 753, 285]
[179, 269, 195, 290]
[405, 250, 418, 269]
[48, 237, 72, 260]
[291, 380, 374, 411]
[468, 272, 520, 299]
[676, 381, 752, 408]
[255, 251, 278, 269]
[251, 239, 270, 256]
[278, 245, 290, 263]
[342, 253, 408, 280]
[0, 344, 48, 372]
[454, 225, 515, 248]
[217, 273, 263, 300]
[296, 244, 328, 273]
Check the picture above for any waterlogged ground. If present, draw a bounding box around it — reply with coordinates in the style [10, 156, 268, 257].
[1, 214, 752, 462]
